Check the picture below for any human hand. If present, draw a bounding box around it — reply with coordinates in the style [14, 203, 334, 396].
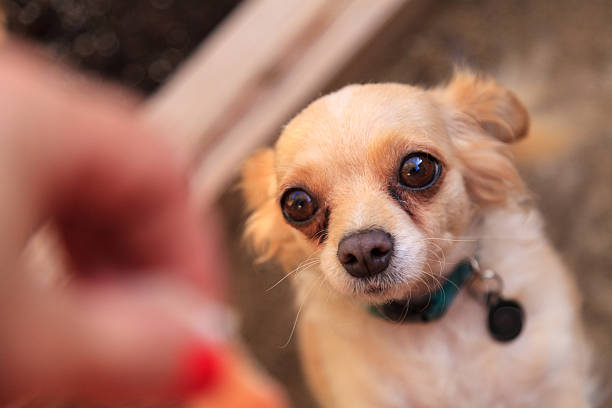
[0, 43, 285, 407]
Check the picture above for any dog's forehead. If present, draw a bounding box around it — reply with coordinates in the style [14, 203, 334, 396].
[325, 84, 361, 120]
[275, 84, 451, 176]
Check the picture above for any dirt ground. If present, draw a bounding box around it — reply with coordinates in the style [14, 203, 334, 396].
[3, 0, 611, 407]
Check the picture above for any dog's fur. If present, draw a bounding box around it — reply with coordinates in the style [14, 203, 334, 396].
[241, 73, 592, 407]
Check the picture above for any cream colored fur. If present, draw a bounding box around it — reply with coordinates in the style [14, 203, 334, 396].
[242, 73, 592, 407]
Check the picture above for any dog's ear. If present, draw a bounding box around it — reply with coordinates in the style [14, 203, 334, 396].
[241, 148, 292, 262]
[435, 72, 529, 205]
[440, 71, 529, 143]
[242, 148, 277, 212]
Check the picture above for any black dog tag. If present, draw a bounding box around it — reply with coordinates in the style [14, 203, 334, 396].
[487, 296, 524, 342]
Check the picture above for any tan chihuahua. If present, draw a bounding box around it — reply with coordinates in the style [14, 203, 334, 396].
[241, 73, 592, 407]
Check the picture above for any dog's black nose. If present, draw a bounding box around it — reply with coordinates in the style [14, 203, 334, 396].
[337, 229, 393, 278]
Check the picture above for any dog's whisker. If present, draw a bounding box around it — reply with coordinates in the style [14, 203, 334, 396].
[418, 267, 437, 306]
[423, 262, 441, 287]
[281, 274, 326, 349]
[422, 256, 461, 292]
[427, 240, 448, 272]
[266, 249, 323, 292]
[420, 237, 478, 243]
[422, 235, 536, 243]
[422, 246, 445, 271]
[266, 259, 320, 292]
[311, 228, 329, 241]
[395, 285, 413, 322]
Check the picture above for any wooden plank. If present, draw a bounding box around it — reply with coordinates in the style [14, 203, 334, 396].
[144, 0, 332, 164]
[188, 0, 406, 207]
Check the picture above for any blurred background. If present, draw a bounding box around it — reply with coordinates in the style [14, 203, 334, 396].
[2, 0, 611, 406]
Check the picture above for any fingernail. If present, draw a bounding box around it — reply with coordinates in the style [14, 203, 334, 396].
[174, 342, 224, 398]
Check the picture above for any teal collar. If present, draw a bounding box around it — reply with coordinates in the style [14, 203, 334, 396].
[367, 259, 474, 323]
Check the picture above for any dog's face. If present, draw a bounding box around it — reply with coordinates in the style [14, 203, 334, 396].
[242, 73, 528, 304]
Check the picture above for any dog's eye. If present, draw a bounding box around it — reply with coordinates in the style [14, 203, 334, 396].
[281, 188, 317, 223]
[399, 153, 441, 189]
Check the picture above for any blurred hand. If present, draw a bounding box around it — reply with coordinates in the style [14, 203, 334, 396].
[0, 43, 286, 407]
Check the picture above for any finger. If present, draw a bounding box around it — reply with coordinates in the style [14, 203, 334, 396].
[0, 277, 228, 403]
[54, 120, 226, 298]
[0, 43, 224, 297]
[187, 345, 291, 408]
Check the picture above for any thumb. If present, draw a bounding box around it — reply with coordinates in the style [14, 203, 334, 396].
[0, 276, 228, 403]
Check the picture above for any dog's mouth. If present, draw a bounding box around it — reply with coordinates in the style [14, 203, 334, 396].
[358, 271, 440, 301]
[365, 259, 477, 323]
[370, 293, 436, 323]
[358, 269, 447, 320]
[364, 285, 386, 294]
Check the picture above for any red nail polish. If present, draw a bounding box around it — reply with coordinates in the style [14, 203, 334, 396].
[175, 342, 224, 398]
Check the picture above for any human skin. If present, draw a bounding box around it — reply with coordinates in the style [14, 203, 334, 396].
[0, 43, 229, 403]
